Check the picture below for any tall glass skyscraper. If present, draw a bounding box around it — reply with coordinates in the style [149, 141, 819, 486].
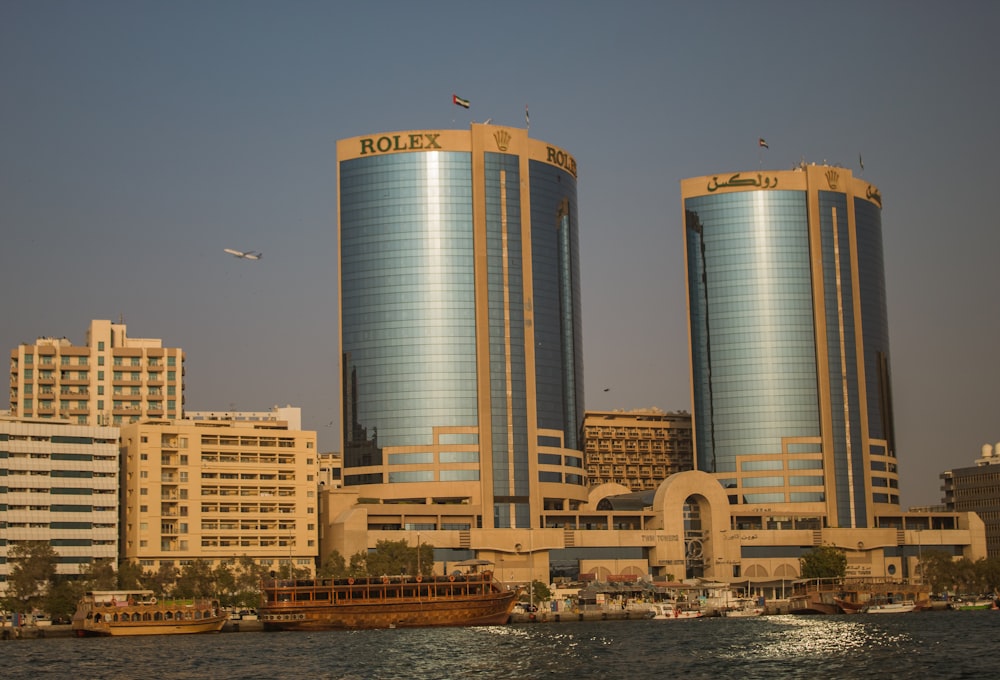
[337, 125, 586, 530]
[682, 164, 896, 528]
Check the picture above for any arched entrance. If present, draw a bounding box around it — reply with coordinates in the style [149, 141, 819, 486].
[683, 495, 710, 579]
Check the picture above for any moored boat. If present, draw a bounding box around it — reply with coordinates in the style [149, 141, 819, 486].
[950, 598, 996, 611]
[258, 570, 517, 631]
[833, 597, 866, 614]
[864, 599, 917, 614]
[71, 590, 228, 636]
[720, 598, 765, 617]
[650, 602, 703, 620]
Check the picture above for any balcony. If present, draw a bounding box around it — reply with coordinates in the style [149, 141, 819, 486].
[60, 376, 89, 386]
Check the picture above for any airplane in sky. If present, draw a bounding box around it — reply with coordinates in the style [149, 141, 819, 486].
[224, 248, 262, 260]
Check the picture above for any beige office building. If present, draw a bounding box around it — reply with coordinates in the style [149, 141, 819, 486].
[583, 409, 693, 490]
[9, 320, 185, 427]
[119, 417, 317, 574]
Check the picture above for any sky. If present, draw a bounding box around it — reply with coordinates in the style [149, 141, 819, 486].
[2, 1, 998, 509]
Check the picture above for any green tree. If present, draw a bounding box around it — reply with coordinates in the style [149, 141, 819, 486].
[317, 550, 348, 578]
[350, 540, 434, 578]
[212, 562, 238, 607]
[116, 560, 147, 590]
[951, 557, 981, 594]
[349, 550, 370, 577]
[44, 579, 82, 622]
[78, 558, 118, 591]
[174, 559, 216, 599]
[147, 562, 179, 598]
[918, 549, 956, 594]
[3, 541, 58, 614]
[232, 556, 269, 609]
[529, 580, 552, 606]
[975, 556, 1000, 594]
[799, 545, 846, 579]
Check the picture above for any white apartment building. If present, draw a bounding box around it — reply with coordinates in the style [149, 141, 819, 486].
[0, 416, 119, 594]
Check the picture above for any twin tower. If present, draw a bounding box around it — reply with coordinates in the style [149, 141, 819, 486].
[336, 124, 895, 532]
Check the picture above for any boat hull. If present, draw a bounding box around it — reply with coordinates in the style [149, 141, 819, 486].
[259, 573, 517, 631]
[73, 617, 228, 636]
[261, 593, 516, 631]
[865, 601, 916, 614]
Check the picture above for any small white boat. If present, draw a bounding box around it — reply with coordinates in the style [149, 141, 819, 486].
[651, 602, 703, 620]
[865, 600, 916, 614]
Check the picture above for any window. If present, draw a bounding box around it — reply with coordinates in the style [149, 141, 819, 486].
[98, 356, 105, 366]
[98, 341, 105, 351]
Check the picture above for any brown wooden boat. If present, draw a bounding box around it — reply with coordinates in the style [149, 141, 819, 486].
[258, 570, 517, 631]
[71, 590, 228, 636]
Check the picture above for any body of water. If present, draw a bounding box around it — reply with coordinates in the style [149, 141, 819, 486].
[4, 611, 997, 679]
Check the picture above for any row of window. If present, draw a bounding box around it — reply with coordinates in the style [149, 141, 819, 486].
[18, 368, 178, 380]
[20, 354, 177, 367]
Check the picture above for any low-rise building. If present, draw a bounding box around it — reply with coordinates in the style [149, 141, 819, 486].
[320, 469, 985, 598]
[941, 443, 1000, 558]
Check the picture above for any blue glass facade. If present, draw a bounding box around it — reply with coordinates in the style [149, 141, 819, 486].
[684, 168, 895, 527]
[686, 191, 820, 473]
[529, 160, 584, 450]
[341, 152, 478, 472]
[338, 127, 585, 527]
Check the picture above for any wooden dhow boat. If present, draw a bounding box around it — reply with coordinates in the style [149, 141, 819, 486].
[71, 590, 228, 636]
[259, 569, 517, 631]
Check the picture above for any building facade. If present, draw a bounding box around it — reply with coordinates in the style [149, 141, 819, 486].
[941, 443, 1000, 558]
[119, 418, 317, 574]
[682, 164, 897, 529]
[8, 320, 185, 427]
[337, 125, 586, 530]
[0, 416, 119, 594]
[582, 409, 693, 490]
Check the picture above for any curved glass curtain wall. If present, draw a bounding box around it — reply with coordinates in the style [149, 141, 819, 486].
[529, 160, 583, 449]
[685, 191, 820, 475]
[855, 198, 894, 454]
[484, 152, 528, 527]
[818, 190, 866, 525]
[340, 152, 478, 473]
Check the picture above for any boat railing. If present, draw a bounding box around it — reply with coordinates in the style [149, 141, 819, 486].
[260, 571, 503, 608]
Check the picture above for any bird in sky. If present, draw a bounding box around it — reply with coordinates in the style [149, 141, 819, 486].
[224, 248, 262, 260]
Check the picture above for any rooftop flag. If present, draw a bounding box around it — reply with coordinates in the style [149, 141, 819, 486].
[525, 104, 530, 128]
[758, 138, 769, 149]
[453, 94, 470, 109]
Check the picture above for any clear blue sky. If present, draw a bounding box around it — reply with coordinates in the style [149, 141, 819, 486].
[2, 1, 998, 508]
